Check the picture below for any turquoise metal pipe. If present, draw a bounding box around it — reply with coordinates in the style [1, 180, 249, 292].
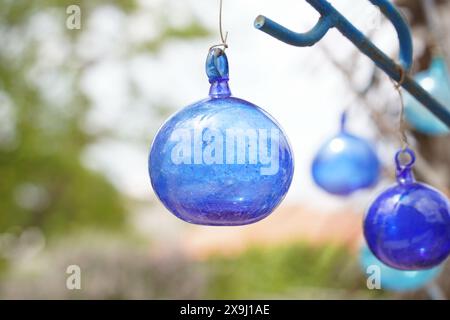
[255, 0, 450, 128]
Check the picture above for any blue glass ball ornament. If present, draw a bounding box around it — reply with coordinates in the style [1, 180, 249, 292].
[311, 113, 381, 196]
[149, 48, 294, 226]
[364, 148, 450, 270]
[359, 245, 442, 292]
[404, 56, 450, 135]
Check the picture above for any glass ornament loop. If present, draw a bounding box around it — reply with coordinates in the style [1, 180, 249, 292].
[206, 48, 231, 98]
[394, 147, 416, 185]
[206, 48, 229, 83]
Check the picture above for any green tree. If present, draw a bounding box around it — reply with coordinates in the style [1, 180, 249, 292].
[0, 0, 210, 236]
[0, 1, 136, 236]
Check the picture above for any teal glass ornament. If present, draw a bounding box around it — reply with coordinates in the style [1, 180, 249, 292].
[359, 245, 442, 292]
[149, 48, 294, 226]
[364, 148, 450, 270]
[404, 56, 450, 135]
[311, 112, 380, 196]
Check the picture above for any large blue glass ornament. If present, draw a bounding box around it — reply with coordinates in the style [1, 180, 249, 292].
[359, 245, 442, 292]
[311, 113, 380, 196]
[404, 56, 450, 135]
[149, 48, 294, 226]
[364, 148, 450, 270]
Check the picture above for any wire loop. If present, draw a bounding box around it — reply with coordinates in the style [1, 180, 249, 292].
[395, 147, 416, 170]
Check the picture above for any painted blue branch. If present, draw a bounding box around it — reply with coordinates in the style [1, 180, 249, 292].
[254, 15, 334, 47]
[254, 0, 450, 128]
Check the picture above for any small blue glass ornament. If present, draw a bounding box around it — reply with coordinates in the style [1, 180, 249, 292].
[404, 56, 450, 135]
[149, 48, 294, 226]
[359, 245, 442, 292]
[311, 112, 380, 196]
[364, 148, 450, 270]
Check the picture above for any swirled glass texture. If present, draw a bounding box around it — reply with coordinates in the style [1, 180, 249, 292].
[364, 149, 450, 270]
[149, 49, 294, 225]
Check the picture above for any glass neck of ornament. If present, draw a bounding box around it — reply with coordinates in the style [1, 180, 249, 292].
[209, 79, 231, 98]
[397, 167, 415, 185]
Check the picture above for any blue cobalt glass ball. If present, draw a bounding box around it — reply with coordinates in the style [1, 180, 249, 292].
[359, 245, 442, 292]
[149, 48, 294, 226]
[404, 56, 450, 135]
[312, 113, 380, 196]
[364, 148, 450, 270]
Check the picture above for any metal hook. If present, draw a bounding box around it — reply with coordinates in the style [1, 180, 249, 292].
[254, 14, 334, 47]
[254, 0, 450, 128]
[210, 0, 228, 51]
[219, 0, 228, 46]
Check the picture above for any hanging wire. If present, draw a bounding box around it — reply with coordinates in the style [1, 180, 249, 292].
[210, 0, 229, 51]
[219, 0, 228, 46]
[390, 67, 409, 152]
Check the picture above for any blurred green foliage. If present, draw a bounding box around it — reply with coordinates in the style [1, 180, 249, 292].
[0, 0, 209, 237]
[143, 22, 210, 53]
[206, 243, 384, 299]
[0, 1, 133, 236]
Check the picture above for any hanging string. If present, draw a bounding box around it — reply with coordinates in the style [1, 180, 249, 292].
[219, 0, 228, 46]
[390, 67, 409, 152]
[210, 0, 229, 51]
